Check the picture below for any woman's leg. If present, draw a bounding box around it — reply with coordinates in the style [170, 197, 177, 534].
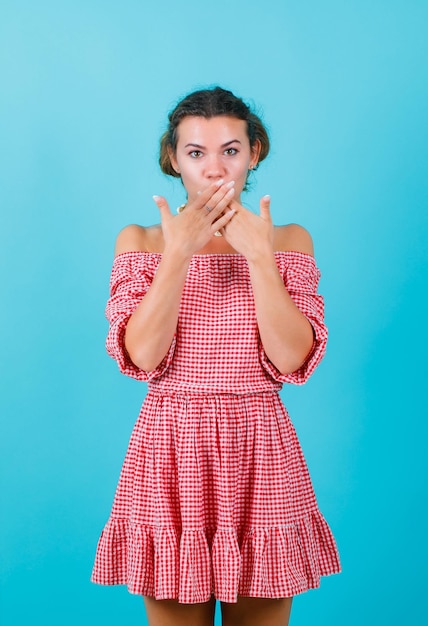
[143, 595, 216, 626]
[220, 596, 293, 626]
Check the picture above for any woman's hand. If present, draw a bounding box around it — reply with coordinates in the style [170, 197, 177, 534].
[153, 180, 236, 259]
[221, 195, 274, 262]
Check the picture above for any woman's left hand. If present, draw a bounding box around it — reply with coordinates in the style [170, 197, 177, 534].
[221, 195, 274, 262]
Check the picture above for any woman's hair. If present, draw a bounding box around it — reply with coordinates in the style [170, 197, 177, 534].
[159, 86, 270, 188]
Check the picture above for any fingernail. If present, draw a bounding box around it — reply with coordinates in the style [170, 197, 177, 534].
[153, 195, 160, 201]
[263, 194, 271, 200]
[227, 187, 235, 195]
[214, 179, 224, 186]
[226, 180, 235, 188]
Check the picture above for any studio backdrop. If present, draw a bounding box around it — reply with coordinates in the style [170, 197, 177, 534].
[1, 1, 427, 624]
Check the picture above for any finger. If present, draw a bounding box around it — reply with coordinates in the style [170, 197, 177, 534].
[207, 185, 235, 218]
[259, 194, 271, 220]
[152, 195, 172, 219]
[210, 180, 235, 208]
[212, 207, 236, 233]
[191, 180, 224, 209]
[227, 198, 240, 212]
[193, 179, 235, 210]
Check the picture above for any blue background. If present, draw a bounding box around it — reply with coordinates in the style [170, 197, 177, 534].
[1, 1, 427, 624]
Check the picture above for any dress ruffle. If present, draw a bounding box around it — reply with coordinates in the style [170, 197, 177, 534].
[91, 512, 340, 603]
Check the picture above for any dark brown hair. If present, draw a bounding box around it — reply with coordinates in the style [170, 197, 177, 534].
[159, 86, 270, 188]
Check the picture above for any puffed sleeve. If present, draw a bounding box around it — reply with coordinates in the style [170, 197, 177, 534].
[259, 252, 328, 385]
[105, 252, 176, 381]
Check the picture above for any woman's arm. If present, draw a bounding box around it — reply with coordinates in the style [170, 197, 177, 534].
[223, 197, 316, 375]
[116, 182, 236, 372]
[247, 225, 315, 375]
[123, 248, 190, 373]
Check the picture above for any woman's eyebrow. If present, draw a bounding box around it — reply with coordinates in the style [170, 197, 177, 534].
[184, 139, 242, 149]
[221, 139, 242, 148]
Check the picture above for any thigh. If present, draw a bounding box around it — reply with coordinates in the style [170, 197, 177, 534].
[221, 596, 293, 626]
[143, 595, 216, 626]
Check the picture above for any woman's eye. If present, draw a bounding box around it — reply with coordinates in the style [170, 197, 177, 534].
[189, 150, 202, 158]
[225, 148, 238, 156]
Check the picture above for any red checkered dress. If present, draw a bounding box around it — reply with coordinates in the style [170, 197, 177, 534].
[91, 251, 341, 603]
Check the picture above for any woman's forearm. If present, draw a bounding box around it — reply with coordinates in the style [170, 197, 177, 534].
[124, 248, 191, 372]
[247, 252, 314, 375]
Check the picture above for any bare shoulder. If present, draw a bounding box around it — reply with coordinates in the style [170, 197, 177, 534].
[114, 224, 163, 256]
[273, 224, 314, 256]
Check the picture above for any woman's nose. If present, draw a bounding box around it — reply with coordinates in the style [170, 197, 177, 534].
[205, 155, 225, 178]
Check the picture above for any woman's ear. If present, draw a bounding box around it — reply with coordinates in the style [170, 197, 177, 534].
[167, 145, 180, 174]
[250, 139, 262, 169]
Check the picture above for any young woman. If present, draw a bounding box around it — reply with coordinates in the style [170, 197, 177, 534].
[91, 86, 341, 626]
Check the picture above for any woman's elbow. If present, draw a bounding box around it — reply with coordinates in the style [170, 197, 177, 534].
[275, 342, 314, 376]
[124, 339, 160, 373]
[131, 355, 160, 373]
[276, 357, 305, 376]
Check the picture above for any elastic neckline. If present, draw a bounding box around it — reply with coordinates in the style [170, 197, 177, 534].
[113, 250, 316, 262]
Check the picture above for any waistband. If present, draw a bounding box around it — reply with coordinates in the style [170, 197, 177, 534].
[146, 387, 280, 399]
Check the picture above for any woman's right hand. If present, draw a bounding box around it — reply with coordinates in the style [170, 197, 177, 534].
[153, 179, 236, 258]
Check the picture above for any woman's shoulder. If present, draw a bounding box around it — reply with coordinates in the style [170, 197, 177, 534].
[114, 224, 163, 256]
[273, 224, 314, 256]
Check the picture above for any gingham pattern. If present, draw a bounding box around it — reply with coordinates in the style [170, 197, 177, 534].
[91, 251, 341, 603]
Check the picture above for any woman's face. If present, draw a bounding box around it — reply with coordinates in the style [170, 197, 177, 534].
[169, 115, 260, 203]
